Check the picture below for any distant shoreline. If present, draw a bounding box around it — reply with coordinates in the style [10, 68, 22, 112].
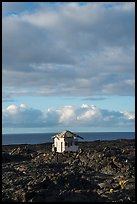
[2, 131, 135, 135]
[2, 132, 135, 145]
[2, 138, 135, 148]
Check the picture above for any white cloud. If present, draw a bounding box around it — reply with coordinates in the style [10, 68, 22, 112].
[2, 2, 135, 97]
[58, 106, 75, 124]
[21, 10, 61, 29]
[123, 112, 135, 120]
[77, 109, 101, 121]
[81, 104, 90, 108]
[19, 104, 27, 109]
[2, 104, 135, 129]
[6, 104, 18, 114]
[3, 104, 45, 128]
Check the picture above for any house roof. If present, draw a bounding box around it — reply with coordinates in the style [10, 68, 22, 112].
[51, 130, 84, 139]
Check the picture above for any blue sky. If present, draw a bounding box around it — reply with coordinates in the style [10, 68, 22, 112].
[2, 2, 135, 134]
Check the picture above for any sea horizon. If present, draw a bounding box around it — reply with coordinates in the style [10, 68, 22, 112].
[2, 131, 135, 145]
[2, 131, 135, 135]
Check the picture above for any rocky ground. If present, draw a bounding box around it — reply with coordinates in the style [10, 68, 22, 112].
[2, 139, 135, 202]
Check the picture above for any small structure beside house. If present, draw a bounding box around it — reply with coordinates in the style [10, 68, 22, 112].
[51, 130, 83, 153]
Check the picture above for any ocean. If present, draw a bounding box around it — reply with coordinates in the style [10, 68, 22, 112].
[2, 132, 135, 145]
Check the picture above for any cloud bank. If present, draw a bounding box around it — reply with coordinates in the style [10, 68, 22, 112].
[2, 2, 135, 97]
[3, 104, 135, 130]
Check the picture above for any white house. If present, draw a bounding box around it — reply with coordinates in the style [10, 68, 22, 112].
[51, 130, 83, 153]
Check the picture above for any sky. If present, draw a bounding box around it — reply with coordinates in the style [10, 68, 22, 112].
[2, 2, 135, 134]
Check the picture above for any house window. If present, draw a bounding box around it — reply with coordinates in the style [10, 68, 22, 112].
[65, 142, 68, 146]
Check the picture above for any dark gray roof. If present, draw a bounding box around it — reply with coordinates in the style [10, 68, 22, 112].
[51, 130, 84, 139]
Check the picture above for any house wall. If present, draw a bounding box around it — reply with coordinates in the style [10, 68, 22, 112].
[65, 144, 78, 152]
[54, 137, 65, 152]
[53, 137, 79, 152]
[65, 137, 79, 152]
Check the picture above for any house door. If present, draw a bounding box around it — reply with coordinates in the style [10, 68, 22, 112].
[61, 142, 63, 152]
